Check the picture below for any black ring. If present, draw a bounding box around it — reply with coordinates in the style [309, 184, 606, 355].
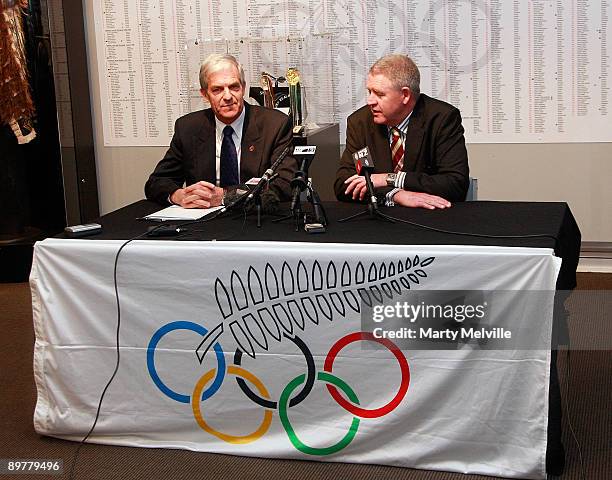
[233, 334, 315, 409]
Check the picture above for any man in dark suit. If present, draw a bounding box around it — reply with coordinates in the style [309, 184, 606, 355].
[145, 54, 296, 208]
[335, 54, 469, 209]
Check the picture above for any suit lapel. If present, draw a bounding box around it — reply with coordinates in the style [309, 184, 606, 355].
[195, 109, 216, 182]
[240, 103, 263, 182]
[403, 95, 426, 172]
[365, 96, 426, 173]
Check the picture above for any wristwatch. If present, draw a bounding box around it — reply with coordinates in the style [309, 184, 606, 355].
[386, 173, 397, 187]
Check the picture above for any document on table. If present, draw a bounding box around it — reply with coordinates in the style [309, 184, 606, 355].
[143, 205, 223, 221]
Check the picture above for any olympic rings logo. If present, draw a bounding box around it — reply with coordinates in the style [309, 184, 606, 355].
[147, 324, 410, 455]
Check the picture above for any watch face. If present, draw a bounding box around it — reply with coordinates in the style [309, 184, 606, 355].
[387, 173, 397, 186]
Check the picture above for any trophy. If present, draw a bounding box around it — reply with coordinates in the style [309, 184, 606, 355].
[259, 72, 275, 109]
[286, 67, 303, 130]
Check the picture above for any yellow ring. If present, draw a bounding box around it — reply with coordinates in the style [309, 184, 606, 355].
[192, 365, 273, 444]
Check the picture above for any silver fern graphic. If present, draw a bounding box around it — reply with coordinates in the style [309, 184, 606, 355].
[195, 256, 435, 362]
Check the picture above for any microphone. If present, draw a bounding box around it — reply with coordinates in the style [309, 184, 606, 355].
[352, 146, 379, 211]
[246, 144, 291, 203]
[290, 145, 316, 212]
[338, 146, 396, 224]
[220, 188, 281, 216]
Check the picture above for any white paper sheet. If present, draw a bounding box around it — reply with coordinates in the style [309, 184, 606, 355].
[143, 205, 223, 221]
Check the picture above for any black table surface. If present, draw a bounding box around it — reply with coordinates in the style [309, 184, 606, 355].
[76, 200, 581, 290]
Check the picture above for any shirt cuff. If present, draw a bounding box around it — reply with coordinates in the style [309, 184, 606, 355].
[385, 188, 401, 207]
[168, 187, 181, 205]
[395, 171, 406, 188]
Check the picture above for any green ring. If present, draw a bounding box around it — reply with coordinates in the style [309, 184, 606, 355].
[279, 371, 360, 455]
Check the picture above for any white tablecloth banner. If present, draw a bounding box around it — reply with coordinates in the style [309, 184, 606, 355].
[30, 239, 561, 479]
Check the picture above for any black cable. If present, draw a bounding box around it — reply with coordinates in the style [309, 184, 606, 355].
[68, 207, 245, 480]
[384, 213, 560, 245]
[181, 205, 249, 241]
[177, 185, 282, 240]
[68, 229, 149, 480]
[69, 208, 230, 479]
[168, 205, 226, 229]
[218, 208, 248, 241]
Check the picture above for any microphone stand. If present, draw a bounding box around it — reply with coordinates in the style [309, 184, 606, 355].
[254, 192, 263, 227]
[275, 180, 327, 232]
[308, 186, 328, 228]
[275, 161, 308, 231]
[290, 191, 304, 232]
[338, 169, 396, 223]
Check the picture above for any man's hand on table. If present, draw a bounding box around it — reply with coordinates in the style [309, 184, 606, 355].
[393, 190, 451, 210]
[170, 181, 224, 208]
[344, 173, 387, 201]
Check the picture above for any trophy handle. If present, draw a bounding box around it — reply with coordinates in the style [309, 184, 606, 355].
[260, 72, 275, 109]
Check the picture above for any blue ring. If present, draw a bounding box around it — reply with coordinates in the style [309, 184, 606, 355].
[147, 321, 225, 403]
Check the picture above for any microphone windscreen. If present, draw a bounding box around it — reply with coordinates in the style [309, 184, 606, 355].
[243, 190, 280, 216]
[224, 185, 249, 204]
[352, 146, 374, 173]
[261, 190, 280, 215]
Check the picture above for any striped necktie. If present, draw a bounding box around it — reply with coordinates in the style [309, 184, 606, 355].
[390, 127, 404, 173]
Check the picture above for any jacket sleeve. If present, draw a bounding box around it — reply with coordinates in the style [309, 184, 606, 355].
[144, 118, 186, 205]
[401, 108, 469, 202]
[334, 113, 365, 202]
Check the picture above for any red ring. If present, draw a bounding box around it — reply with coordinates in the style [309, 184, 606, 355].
[323, 332, 410, 418]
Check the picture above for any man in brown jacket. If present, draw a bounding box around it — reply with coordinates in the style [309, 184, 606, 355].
[335, 54, 469, 209]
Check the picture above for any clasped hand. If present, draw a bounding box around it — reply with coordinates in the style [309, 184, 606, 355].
[344, 174, 451, 210]
[170, 181, 224, 208]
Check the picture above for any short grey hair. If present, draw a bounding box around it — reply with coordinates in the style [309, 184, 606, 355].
[199, 54, 246, 90]
[370, 54, 420, 97]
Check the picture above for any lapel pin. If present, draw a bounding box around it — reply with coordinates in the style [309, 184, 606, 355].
[248, 145, 255, 152]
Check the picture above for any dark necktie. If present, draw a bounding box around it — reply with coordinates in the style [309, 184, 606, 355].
[220, 125, 239, 187]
